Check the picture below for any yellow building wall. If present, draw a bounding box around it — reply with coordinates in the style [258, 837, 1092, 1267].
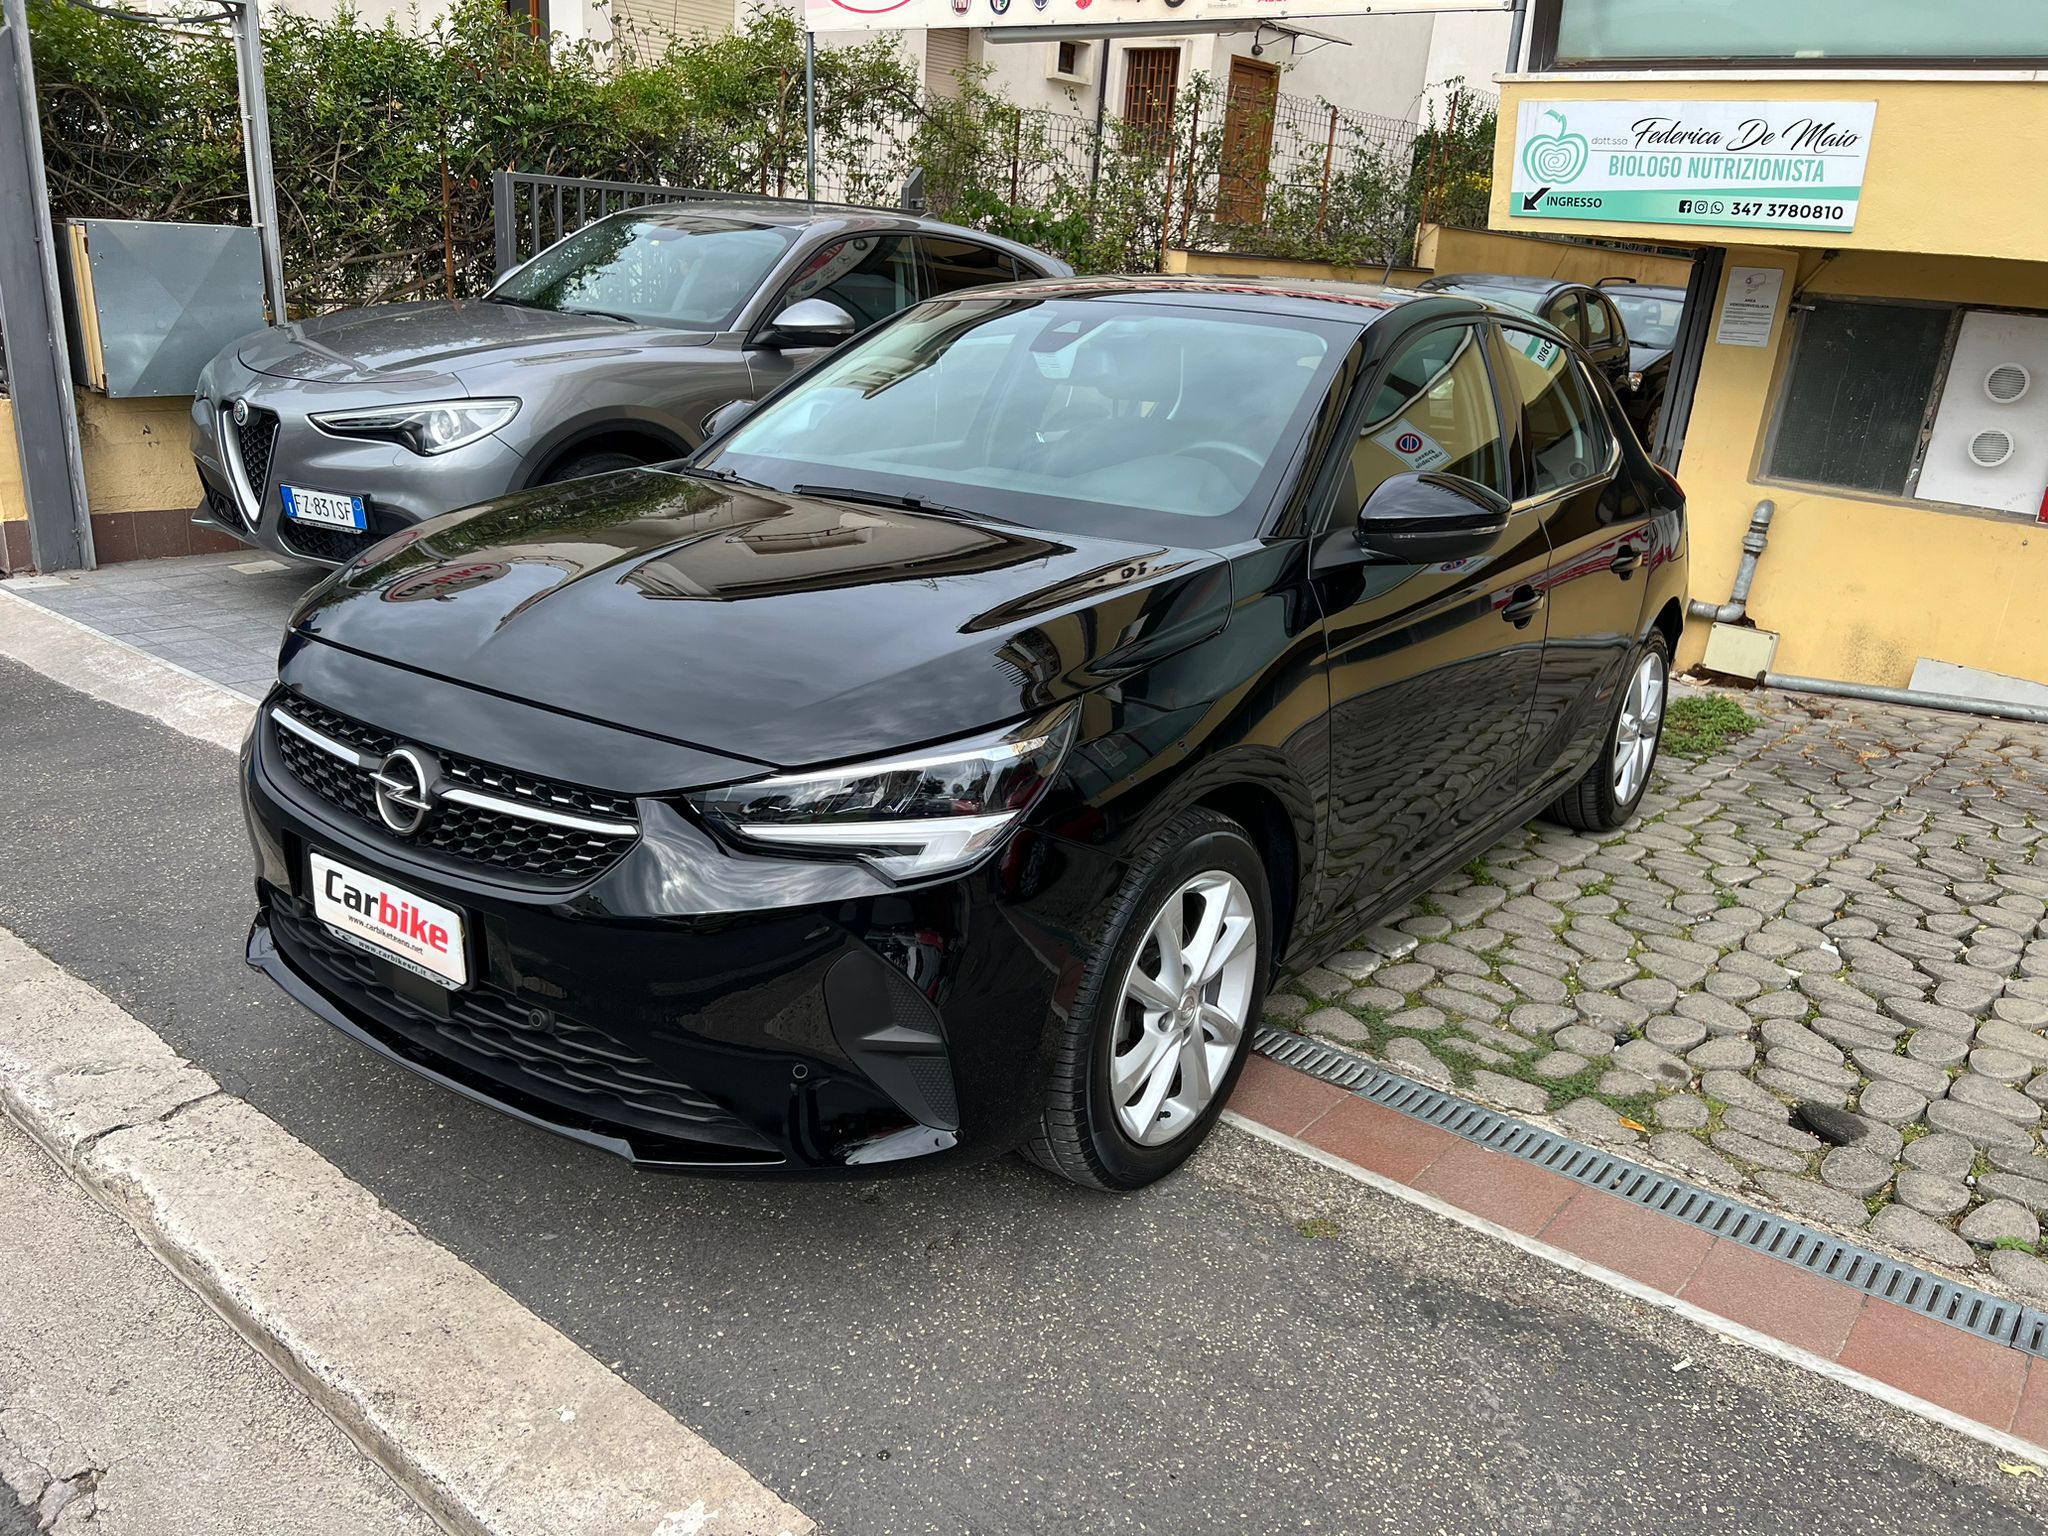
[0, 398, 24, 527]
[1417, 224, 1693, 288]
[1163, 249, 1434, 288]
[1491, 78, 2048, 264]
[1674, 246, 2048, 688]
[74, 392, 200, 516]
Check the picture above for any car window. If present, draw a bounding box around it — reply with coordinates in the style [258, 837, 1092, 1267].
[700, 296, 1349, 544]
[1547, 293, 1587, 344]
[920, 237, 1022, 297]
[1610, 291, 1686, 349]
[773, 235, 919, 331]
[1348, 324, 1507, 510]
[490, 214, 800, 330]
[1500, 326, 1611, 497]
[1584, 296, 1614, 346]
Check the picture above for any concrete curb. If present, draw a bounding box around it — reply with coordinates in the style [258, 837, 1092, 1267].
[0, 926, 812, 1536]
[0, 586, 257, 752]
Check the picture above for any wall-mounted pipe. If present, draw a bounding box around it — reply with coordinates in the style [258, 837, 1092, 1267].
[1687, 499, 1776, 624]
[1764, 673, 2048, 727]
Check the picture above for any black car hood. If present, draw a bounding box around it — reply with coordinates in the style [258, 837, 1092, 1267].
[291, 471, 1232, 773]
[1627, 342, 1673, 374]
[237, 300, 695, 383]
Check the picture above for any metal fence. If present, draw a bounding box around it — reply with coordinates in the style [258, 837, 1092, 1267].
[484, 81, 1480, 293]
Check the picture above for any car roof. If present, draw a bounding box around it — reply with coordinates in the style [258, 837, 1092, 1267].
[592, 200, 1066, 269]
[1604, 283, 1689, 301]
[950, 271, 1501, 328]
[1420, 272, 1585, 298]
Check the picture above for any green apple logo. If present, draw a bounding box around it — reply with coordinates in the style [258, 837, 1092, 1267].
[1522, 110, 1589, 185]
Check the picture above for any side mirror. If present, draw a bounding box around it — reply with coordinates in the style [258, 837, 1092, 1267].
[699, 397, 757, 441]
[756, 297, 857, 350]
[1356, 472, 1510, 565]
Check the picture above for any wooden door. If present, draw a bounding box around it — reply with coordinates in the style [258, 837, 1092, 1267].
[1122, 47, 1180, 156]
[1218, 56, 1279, 224]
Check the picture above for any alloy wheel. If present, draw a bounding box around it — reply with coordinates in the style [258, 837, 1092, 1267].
[1109, 871, 1258, 1147]
[1612, 648, 1667, 803]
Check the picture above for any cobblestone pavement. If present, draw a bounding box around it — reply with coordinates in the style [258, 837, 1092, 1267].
[1270, 686, 2048, 1302]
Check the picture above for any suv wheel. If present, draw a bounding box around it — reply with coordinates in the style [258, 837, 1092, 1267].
[1025, 809, 1272, 1191]
[542, 450, 644, 484]
[1548, 632, 1669, 833]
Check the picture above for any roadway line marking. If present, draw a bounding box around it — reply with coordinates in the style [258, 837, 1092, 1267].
[0, 924, 811, 1536]
[0, 586, 258, 750]
[1222, 1110, 2048, 1468]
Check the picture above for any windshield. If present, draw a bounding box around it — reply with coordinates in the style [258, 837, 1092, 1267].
[489, 213, 798, 330]
[1609, 292, 1686, 350]
[694, 296, 1350, 543]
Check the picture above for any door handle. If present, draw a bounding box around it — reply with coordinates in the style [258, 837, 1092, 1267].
[1502, 587, 1545, 629]
[1610, 544, 1643, 580]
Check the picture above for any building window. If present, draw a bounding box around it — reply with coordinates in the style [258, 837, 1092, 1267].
[1051, 40, 1092, 82]
[1767, 299, 1950, 497]
[1538, 0, 2048, 68]
[1766, 298, 2048, 519]
[505, 0, 547, 39]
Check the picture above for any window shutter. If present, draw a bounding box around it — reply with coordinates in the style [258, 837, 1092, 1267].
[926, 28, 970, 97]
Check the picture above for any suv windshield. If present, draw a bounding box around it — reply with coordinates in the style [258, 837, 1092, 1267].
[694, 296, 1351, 542]
[1609, 291, 1686, 350]
[490, 213, 798, 330]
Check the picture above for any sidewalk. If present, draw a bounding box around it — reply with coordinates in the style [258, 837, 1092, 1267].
[0, 1112, 434, 1535]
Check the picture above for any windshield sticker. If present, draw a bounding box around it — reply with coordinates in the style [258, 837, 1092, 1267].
[1516, 333, 1561, 369]
[1373, 421, 1451, 471]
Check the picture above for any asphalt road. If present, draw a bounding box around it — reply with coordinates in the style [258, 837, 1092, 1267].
[4, 653, 2046, 1535]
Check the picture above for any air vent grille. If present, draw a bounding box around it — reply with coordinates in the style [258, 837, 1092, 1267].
[1985, 362, 2031, 403]
[1969, 428, 2015, 468]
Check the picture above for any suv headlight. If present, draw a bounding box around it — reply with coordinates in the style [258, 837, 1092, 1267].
[690, 704, 1078, 882]
[311, 399, 519, 456]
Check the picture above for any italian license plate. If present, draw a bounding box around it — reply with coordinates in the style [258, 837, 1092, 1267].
[310, 851, 468, 989]
[281, 484, 367, 531]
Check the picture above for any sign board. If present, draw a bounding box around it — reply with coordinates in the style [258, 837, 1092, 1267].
[1508, 100, 1877, 233]
[806, 0, 1497, 33]
[1713, 266, 1784, 349]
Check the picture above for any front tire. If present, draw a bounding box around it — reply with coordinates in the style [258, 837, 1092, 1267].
[1548, 631, 1670, 832]
[540, 449, 645, 484]
[1024, 809, 1273, 1191]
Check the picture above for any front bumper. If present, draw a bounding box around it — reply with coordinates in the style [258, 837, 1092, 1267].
[190, 367, 526, 567]
[239, 662, 1121, 1174]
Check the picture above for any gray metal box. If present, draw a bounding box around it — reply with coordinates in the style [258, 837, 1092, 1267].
[60, 219, 266, 398]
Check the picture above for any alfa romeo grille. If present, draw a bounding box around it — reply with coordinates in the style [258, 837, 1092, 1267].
[232, 405, 280, 498]
[278, 520, 371, 564]
[270, 693, 640, 881]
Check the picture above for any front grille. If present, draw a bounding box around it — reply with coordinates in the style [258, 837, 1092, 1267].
[267, 892, 774, 1151]
[204, 484, 247, 534]
[278, 519, 372, 564]
[272, 693, 640, 882]
[233, 405, 280, 499]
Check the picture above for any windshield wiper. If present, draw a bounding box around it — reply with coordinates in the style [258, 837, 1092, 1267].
[793, 484, 982, 521]
[677, 463, 771, 490]
[560, 306, 638, 324]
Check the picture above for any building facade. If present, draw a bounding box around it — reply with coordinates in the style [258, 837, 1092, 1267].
[1492, 1, 2048, 695]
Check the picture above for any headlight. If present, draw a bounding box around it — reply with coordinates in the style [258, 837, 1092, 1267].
[1627, 370, 1645, 393]
[690, 704, 1078, 882]
[310, 399, 519, 456]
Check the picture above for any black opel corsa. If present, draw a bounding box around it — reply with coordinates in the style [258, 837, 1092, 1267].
[241, 275, 1687, 1189]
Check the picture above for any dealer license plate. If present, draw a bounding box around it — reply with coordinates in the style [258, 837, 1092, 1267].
[309, 851, 468, 989]
[281, 484, 368, 531]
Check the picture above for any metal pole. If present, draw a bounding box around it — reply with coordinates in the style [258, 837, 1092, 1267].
[1504, 0, 1527, 73]
[1087, 43, 1110, 200]
[803, 27, 817, 203]
[228, 0, 286, 323]
[0, 0, 92, 571]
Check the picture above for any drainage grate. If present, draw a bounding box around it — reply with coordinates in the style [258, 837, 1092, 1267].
[1253, 1026, 2048, 1359]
